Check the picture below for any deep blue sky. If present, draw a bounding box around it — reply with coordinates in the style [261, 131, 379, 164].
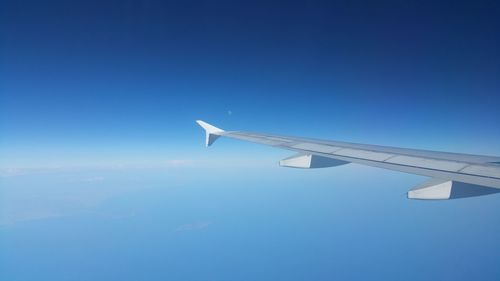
[1, 1, 500, 281]
[2, 0, 500, 163]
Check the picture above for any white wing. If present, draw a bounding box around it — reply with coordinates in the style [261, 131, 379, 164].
[196, 120, 500, 200]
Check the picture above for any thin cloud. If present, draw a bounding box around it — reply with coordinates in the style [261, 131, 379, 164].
[80, 176, 105, 183]
[0, 210, 68, 227]
[0, 168, 28, 177]
[175, 221, 213, 232]
[164, 159, 195, 167]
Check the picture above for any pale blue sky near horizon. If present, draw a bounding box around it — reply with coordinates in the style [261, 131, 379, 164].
[2, 0, 500, 280]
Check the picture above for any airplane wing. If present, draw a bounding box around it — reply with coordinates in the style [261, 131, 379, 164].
[196, 120, 500, 200]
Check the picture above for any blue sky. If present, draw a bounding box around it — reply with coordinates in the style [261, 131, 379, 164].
[2, 0, 500, 159]
[1, 1, 500, 280]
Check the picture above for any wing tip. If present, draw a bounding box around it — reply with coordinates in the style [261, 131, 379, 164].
[196, 120, 224, 147]
[195, 120, 224, 133]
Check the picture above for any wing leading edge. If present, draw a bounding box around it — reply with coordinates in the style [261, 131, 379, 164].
[196, 120, 500, 200]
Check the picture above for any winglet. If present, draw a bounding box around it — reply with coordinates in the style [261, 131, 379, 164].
[196, 120, 225, 147]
